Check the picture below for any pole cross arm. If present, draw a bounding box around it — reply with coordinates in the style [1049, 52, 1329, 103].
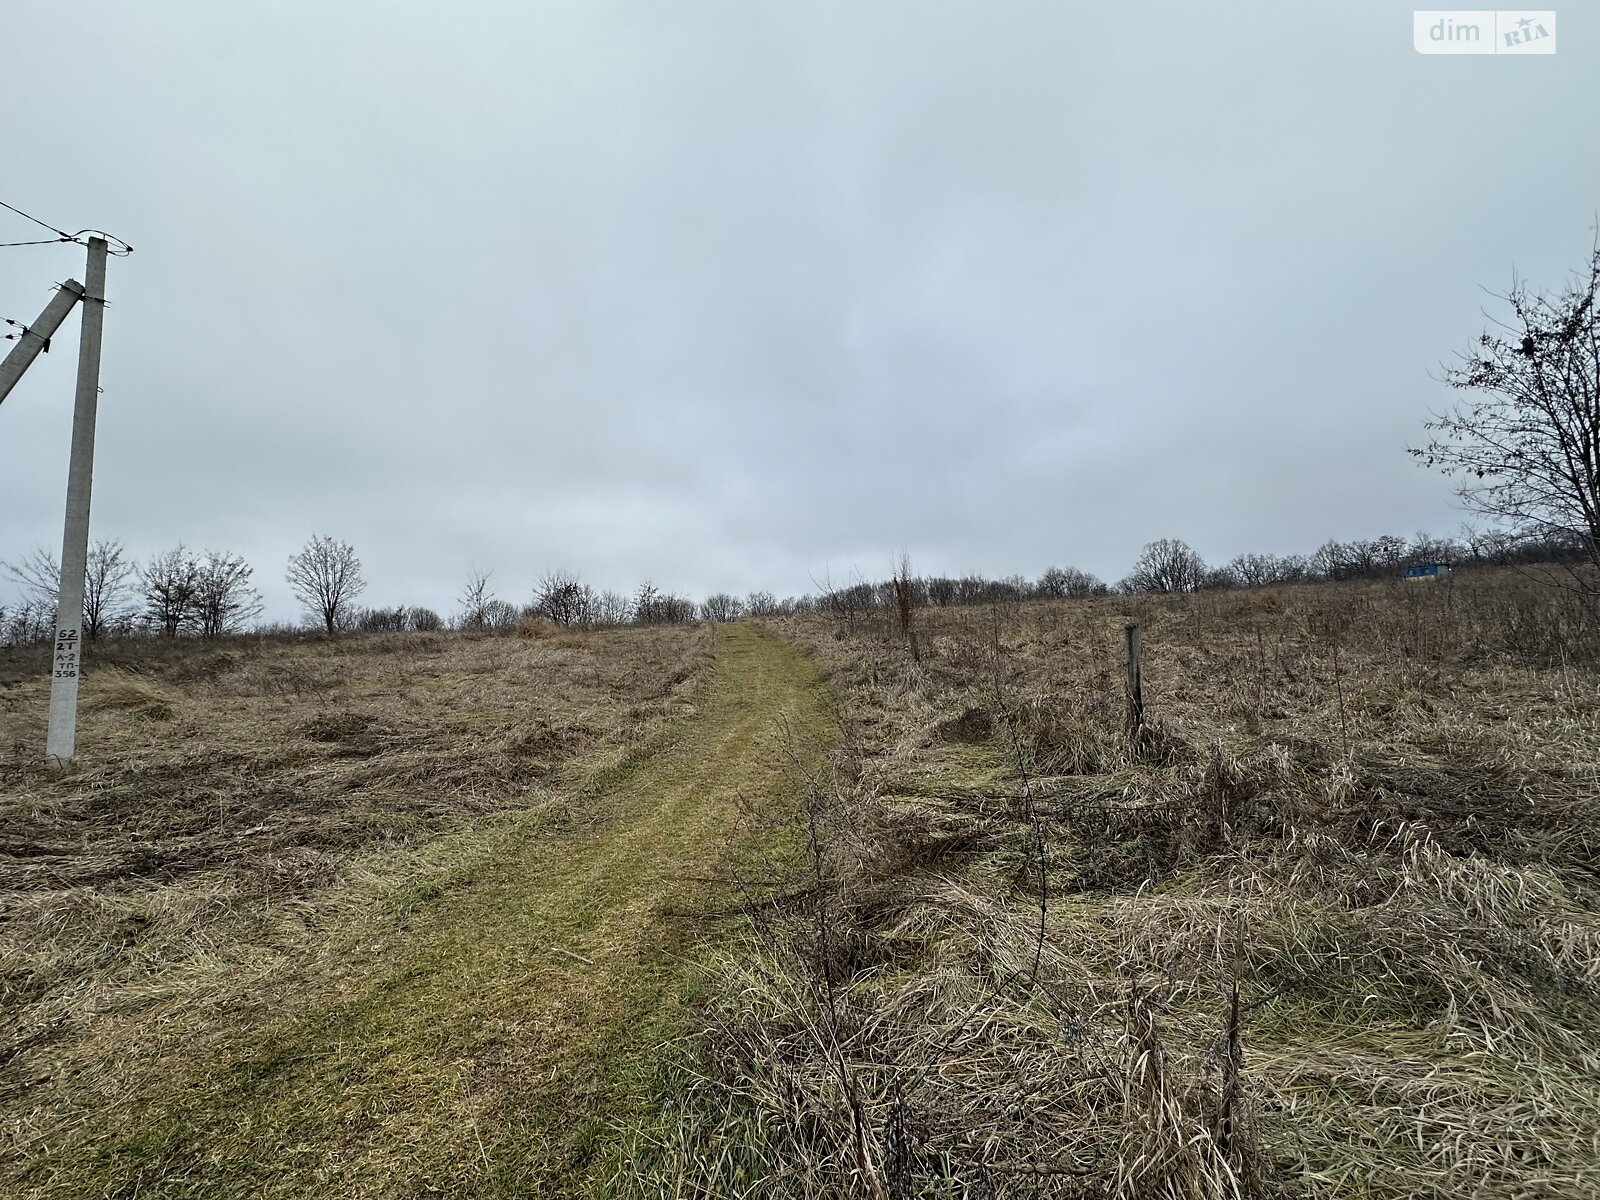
[0, 279, 87, 409]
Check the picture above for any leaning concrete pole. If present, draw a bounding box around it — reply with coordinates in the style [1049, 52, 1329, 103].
[45, 237, 108, 768]
[0, 280, 86, 409]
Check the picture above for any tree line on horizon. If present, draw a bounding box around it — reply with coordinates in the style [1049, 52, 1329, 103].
[0, 523, 1581, 647]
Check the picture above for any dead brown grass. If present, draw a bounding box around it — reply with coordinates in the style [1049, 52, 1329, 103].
[80, 670, 177, 720]
[0, 624, 712, 1168]
[666, 572, 1600, 1198]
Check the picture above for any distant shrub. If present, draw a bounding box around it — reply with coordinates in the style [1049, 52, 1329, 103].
[534, 570, 598, 626]
[516, 616, 560, 639]
[632, 582, 697, 625]
[745, 590, 781, 617]
[407, 606, 443, 632]
[701, 593, 745, 622]
[1036, 565, 1109, 598]
[482, 599, 520, 631]
[1, 599, 54, 645]
[356, 606, 408, 633]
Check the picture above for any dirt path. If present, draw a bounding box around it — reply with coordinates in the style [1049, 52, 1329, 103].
[22, 623, 834, 1199]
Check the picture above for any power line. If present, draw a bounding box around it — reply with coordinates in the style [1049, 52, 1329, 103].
[0, 198, 73, 239]
[0, 200, 133, 255]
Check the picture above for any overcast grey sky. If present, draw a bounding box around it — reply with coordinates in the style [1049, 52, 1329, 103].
[3, 1, 1597, 621]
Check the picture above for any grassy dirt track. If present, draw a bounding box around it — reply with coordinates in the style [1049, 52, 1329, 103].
[12, 623, 835, 1199]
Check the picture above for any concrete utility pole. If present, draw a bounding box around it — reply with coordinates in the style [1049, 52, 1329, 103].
[45, 237, 108, 768]
[0, 279, 86, 409]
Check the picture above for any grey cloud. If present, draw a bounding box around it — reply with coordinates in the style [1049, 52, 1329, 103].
[3, 1, 1597, 620]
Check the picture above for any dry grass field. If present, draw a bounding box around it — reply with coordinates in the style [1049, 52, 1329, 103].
[0, 622, 837, 1197]
[3, 572, 1598, 1199]
[652, 571, 1600, 1198]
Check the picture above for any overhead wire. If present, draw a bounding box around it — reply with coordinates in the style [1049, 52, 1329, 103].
[0, 198, 73, 239]
[0, 199, 133, 255]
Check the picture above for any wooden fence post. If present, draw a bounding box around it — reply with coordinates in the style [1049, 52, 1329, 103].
[1125, 622, 1145, 740]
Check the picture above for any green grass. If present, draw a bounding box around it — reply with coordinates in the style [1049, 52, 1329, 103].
[16, 624, 835, 1200]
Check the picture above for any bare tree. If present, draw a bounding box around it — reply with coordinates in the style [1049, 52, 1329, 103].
[357, 606, 408, 632]
[457, 566, 495, 630]
[2, 539, 134, 639]
[408, 606, 443, 632]
[821, 580, 878, 626]
[1123, 538, 1206, 594]
[955, 574, 988, 605]
[141, 546, 202, 636]
[593, 590, 631, 626]
[1311, 540, 1352, 581]
[486, 599, 521, 630]
[632, 580, 660, 624]
[633, 581, 695, 625]
[86, 540, 136, 638]
[1223, 553, 1278, 588]
[1373, 534, 1409, 570]
[700, 593, 744, 622]
[1412, 242, 1600, 586]
[194, 551, 263, 636]
[1407, 530, 1461, 566]
[534, 569, 594, 626]
[1279, 554, 1314, 582]
[286, 535, 366, 633]
[744, 590, 779, 617]
[1036, 565, 1108, 597]
[4, 547, 57, 611]
[1, 599, 53, 644]
[1341, 539, 1387, 577]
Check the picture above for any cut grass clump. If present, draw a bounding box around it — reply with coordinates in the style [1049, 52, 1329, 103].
[81, 670, 176, 721]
